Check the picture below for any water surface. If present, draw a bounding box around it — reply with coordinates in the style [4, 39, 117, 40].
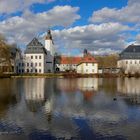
[0, 78, 139, 140]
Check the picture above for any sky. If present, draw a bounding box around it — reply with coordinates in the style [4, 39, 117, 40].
[0, 0, 140, 55]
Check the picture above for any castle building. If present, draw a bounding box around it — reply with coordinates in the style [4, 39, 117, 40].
[16, 30, 54, 74]
[117, 44, 140, 74]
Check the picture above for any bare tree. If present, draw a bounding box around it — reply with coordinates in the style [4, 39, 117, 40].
[0, 35, 12, 73]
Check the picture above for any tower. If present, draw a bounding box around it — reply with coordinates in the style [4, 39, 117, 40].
[45, 30, 54, 73]
[83, 49, 88, 57]
[45, 30, 54, 56]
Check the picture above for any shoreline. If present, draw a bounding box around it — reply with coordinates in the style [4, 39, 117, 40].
[0, 73, 140, 78]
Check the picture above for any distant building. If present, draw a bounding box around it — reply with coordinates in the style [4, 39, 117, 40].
[55, 50, 98, 74]
[16, 30, 55, 74]
[77, 53, 98, 74]
[0, 46, 21, 73]
[117, 44, 140, 74]
[56, 56, 82, 72]
[98, 67, 120, 74]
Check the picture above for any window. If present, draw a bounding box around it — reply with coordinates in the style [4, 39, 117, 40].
[92, 63, 94, 66]
[30, 69, 33, 73]
[86, 69, 88, 72]
[86, 63, 88, 66]
[19, 69, 21, 73]
[27, 63, 29, 67]
[19, 63, 21, 67]
[92, 69, 94, 72]
[35, 63, 37, 66]
[31, 63, 33, 67]
[22, 63, 24, 67]
[39, 63, 41, 66]
[135, 61, 137, 64]
[39, 56, 41, 59]
[27, 69, 29, 73]
[31, 56, 33, 59]
[35, 69, 37, 73]
[35, 56, 37, 59]
[22, 69, 24, 73]
[126, 61, 128, 64]
[39, 69, 41, 73]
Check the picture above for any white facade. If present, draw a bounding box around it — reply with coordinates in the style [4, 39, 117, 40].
[117, 59, 140, 74]
[16, 53, 46, 74]
[56, 64, 77, 72]
[77, 63, 98, 74]
[16, 30, 55, 74]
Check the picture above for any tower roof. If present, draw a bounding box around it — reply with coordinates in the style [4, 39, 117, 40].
[45, 30, 52, 40]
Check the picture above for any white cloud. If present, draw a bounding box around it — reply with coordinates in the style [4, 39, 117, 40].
[89, 0, 140, 24]
[52, 23, 129, 55]
[0, 5, 80, 44]
[0, 0, 54, 14]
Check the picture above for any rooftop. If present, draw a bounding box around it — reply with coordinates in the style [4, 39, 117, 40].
[120, 44, 140, 59]
[25, 38, 47, 54]
[60, 53, 97, 65]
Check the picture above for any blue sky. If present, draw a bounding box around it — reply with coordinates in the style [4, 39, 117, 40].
[0, 0, 139, 55]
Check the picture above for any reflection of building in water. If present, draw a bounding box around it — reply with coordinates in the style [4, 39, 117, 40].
[57, 78, 98, 92]
[77, 78, 98, 101]
[77, 78, 98, 91]
[57, 79, 78, 93]
[117, 78, 140, 95]
[24, 78, 46, 112]
[56, 78, 98, 101]
[25, 78, 45, 100]
[117, 78, 140, 105]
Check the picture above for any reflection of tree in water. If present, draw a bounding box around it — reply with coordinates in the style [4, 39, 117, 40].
[26, 100, 45, 113]
[122, 95, 140, 105]
[98, 78, 117, 95]
[0, 79, 18, 118]
[0, 94, 17, 118]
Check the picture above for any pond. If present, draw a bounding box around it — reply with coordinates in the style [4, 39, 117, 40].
[0, 77, 139, 140]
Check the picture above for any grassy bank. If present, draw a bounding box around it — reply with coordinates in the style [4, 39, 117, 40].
[0, 73, 140, 78]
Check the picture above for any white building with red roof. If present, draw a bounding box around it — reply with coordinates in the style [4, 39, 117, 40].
[56, 49, 98, 74]
[56, 56, 82, 72]
[76, 52, 98, 74]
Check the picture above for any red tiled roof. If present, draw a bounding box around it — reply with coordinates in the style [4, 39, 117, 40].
[79, 53, 97, 64]
[60, 56, 82, 64]
[60, 53, 97, 65]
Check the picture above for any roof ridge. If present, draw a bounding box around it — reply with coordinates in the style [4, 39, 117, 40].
[27, 37, 43, 47]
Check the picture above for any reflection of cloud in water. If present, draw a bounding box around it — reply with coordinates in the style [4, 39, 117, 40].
[2, 78, 140, 139]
